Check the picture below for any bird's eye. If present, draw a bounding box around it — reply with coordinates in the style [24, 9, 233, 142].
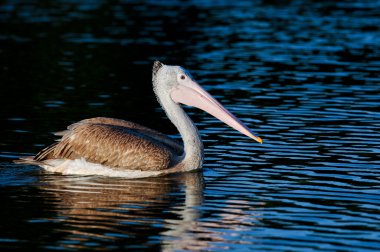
[180, 75, 186, 80]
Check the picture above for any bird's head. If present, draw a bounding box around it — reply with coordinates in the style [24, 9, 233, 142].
[152, 61, 262, 144]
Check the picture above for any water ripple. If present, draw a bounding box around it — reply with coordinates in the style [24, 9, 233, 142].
[1, 0, 380, 251]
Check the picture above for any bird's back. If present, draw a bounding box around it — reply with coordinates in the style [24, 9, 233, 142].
[19, 117, 184, 171]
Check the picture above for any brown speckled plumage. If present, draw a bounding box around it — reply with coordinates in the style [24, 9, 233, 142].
[34, 117, 183, 171]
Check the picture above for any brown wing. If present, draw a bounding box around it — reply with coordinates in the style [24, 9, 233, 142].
[56, 117, 183, 156]
[35, 123, 179, 171]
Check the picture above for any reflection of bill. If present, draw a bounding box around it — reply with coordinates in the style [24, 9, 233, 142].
[39, 172, 204, 250]
[161, 193, 264, 252]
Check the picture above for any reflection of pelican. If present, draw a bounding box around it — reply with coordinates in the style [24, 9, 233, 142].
[38, 173, 264, 251]
[17, 61, 261, 177]
[38, 172, 205, 250]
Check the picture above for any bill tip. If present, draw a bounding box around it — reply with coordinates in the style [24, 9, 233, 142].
[257, 137, 263, 144]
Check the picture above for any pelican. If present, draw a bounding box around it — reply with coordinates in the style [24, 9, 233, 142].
[16, 61, 262, 178]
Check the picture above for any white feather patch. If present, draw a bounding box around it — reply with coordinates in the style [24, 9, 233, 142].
[41, 158, 167, 178]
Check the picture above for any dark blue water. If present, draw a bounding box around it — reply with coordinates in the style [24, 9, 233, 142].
[1, 0, 380, 251]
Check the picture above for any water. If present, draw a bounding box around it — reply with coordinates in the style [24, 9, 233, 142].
[1, 0, 380, 251]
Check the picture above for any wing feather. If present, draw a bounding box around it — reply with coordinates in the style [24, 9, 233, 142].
[35, 122, 179, 171]
[65, 117, 183, 155]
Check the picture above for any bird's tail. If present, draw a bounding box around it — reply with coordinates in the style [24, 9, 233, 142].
[13, 156, 47, 166]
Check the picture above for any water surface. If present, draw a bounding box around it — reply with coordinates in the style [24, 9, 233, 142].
[1, 0, 380, 251]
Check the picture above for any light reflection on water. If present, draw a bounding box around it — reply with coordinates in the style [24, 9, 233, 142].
[0, 0, 380, 251]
